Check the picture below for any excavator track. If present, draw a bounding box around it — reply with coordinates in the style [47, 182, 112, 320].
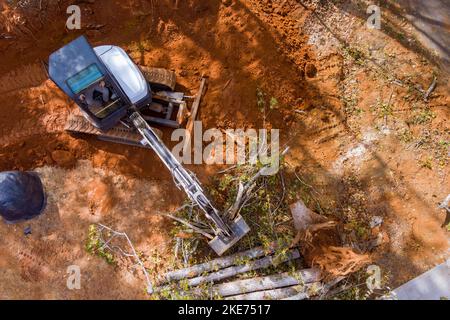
[141, 67, 176, 92]
[64, 114, 150, 147]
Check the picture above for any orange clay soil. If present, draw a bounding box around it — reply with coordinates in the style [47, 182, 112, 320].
[0, 0, 448, 299]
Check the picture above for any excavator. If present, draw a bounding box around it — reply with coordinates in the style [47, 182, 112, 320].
[48, 36, 249, 255]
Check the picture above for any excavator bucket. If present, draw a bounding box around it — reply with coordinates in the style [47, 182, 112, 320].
[209, 216, 251, 256]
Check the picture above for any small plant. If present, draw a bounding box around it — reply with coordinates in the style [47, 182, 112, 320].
[397, 128, 414, 143]
[342, 96, 358, 114]
[345, 217, 370, 240]
[270, 97, 279, 110]
[438, 140, 449, 148]
[410, 108, 436, 125]
[153, 280, 218, 300]
[256, 88, 280, 111]
[436, 140, 449, 158]
[414, 130, 433, 148]
[377, 102, 393, 118]
[85, 225, 116, 265]
[256, 87, 266, 112]
[419, 156, 433, 170]
[343, 46, 365, 65]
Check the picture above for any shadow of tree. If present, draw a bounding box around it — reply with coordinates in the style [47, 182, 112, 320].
[322, 0, 450, 70]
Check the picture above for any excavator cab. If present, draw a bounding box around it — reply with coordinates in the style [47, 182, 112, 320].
[49, 36, 138, 131]
[68, 68, 125, 119]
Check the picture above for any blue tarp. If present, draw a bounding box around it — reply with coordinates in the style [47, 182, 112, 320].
[0, 171, 46, 224]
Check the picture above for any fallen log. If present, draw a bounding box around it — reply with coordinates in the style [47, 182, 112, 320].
[424, 75, 437, 101]
[158, 245, 277, 284]
[156, 249, 300, 291]
[226, 283, 319, 300]
[185, 249, 300, 287]
[281, 292, 310, 300]
[193, 268, 321, 297]
[183, 77, 207, 155]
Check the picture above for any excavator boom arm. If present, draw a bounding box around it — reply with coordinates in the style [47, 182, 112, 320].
[129, 111, 233, 237]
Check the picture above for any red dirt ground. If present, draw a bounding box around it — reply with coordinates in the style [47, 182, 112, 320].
[0, 0, 448, 299]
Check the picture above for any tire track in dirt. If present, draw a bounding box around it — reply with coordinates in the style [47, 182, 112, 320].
[303, 53, 350, 145]
[0, 62, 47, 94]
[0, 111, 68, 148]
[3, 236, 82, 283]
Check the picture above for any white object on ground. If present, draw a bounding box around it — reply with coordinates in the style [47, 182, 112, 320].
[386, 259, 450, 300]
[226, 284, 317, 300]
[439, 194, 450, 212]
[198, 268, 321, 298]
[370, 216, 383, 228]
[290, 200, 327, 232]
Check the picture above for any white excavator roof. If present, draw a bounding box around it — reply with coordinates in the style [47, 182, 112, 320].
[94, 45, 148, 104]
